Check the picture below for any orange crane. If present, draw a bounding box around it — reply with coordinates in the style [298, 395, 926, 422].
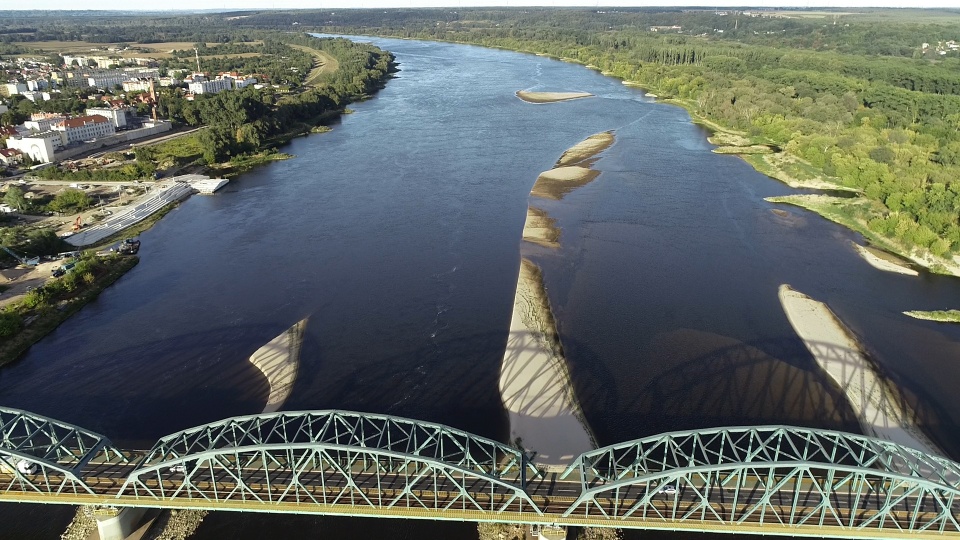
[71, 215, 83, 231]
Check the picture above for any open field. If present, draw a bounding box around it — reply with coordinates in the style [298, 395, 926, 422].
[12, 40, 263, 59]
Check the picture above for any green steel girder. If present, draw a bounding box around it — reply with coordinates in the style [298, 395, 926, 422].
[118, 442, 542, 516]
[561, 461, 960, 534]
[563, 426, 960, 488]
[0, 406, 127, 495]
[135, 410, 537, 485]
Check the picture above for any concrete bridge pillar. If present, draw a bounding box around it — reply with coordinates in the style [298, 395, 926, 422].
[92, 506, 147, 540]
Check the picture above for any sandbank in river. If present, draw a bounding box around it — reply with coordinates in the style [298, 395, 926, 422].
[523, 207, 560, 249]
[499, 259, 595, 468]
[515, 90, 593, 104]
[249, 318, 308, 414]
[851, 242, 919, 276]
[778, 285, 941, 457]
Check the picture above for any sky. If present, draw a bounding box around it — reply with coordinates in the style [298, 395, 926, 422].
[9, 1, 960, 11]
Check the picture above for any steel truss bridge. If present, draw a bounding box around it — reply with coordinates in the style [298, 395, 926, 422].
[3, 407, 960, 538]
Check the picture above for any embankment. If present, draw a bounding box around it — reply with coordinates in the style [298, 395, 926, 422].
[249, 318, 308, 414]
[778, 284, 942, 456]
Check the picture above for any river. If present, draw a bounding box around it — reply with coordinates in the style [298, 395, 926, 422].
[2, 36, 960, 539]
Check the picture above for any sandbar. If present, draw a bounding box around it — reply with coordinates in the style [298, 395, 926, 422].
[778, 285, 941, 457]
[523, 207, 560, 249]
[515, 91, 593, 104]
[530, 166, 600, 200]
[852, 242, 918, 276]
[499, 258, 594, 469]
[249, 318, 308, 414]
[903, 310, 960, 323]
[556, 131, 615, 168]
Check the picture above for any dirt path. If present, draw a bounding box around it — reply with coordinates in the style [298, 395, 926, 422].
[290, 45, 340, 86]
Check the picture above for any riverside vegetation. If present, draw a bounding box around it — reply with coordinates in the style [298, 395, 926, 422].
[237, 8, 960, 275]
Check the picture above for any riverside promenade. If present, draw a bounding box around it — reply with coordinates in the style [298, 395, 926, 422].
[64, 175, 206, 247]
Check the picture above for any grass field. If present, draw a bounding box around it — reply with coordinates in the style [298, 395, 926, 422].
[290, 45, 340, 86]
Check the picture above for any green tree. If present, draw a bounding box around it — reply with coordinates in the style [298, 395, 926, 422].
[3, 186, 27, 211]
[48, 189, 92, 213]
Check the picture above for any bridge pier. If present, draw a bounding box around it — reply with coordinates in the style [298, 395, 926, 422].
[92, 506, 147, 540]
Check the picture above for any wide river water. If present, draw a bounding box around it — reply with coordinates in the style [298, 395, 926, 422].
[3, 37, 960, 539]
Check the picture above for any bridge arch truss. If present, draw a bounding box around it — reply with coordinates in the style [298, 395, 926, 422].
[118, 410, 541, 516]
[561, 425, 960, 535]
[0, 407, 127, 496]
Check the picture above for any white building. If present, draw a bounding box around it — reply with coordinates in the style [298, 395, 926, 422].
[24, 114, 66, 132]
[85, 106, 130, 129]
[52, 115, 115, 143]
[87, 74, 127, 90]
[5, 131, 63, 163]
[233, 76, 258, 89]
[188, 78, 233, 95]
[122, 79, 152, 92]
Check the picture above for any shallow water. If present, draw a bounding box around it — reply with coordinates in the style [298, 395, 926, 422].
[1, 36, 959, 539]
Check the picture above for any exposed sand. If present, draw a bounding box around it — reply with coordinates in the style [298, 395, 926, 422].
[523, 207, 560, 249]
[515, 91, 593, 104]
[852, 242, 918, 276]
[556, 131, 615, 168]
[499, 259, 594, 469]
[249, 318, 308, 414]
[530, 167, 600, 200]
[778, 285, 942, 457]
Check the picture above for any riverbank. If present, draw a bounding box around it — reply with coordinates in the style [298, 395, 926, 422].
[766, 194, 960, 277]
[249, 318, 308, 414]
[0, 254, 138, 367]
[778, 284, 942, 456]
[499, 258, 595, 468]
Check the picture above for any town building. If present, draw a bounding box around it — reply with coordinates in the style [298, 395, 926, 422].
[87, 74, 127, 90]
[52, 115, 115, 143]
[5, 130, 64, 163]
[188, 78, 233, 95]
[2, 83, 27, 96]
[0, 148, 23, 166]
[86, 106, 131, 129]
[24, 113, 67, 132]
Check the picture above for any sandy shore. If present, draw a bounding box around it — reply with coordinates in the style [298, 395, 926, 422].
[523, 207, 561, 249]
[778, 285, 942, 457]
[516, 90, 593, 104]
[556, 131, 615, 168]
[249, 318, 308, 414]
[499, 259, 594, 469]
[768, 194, 960, 277]
[852, 242, 918, 276]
